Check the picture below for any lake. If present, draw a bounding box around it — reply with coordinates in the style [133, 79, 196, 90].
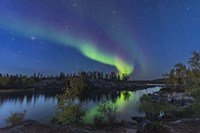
[0, 86, 160, 128]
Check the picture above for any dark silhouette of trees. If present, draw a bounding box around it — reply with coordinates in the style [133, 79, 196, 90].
[121, 73, 129, 81]
[189, 51, 200, 70]
[164, 51, 200, 90]
[0, 69, 130, 90]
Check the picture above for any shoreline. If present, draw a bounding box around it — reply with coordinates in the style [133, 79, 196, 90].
[0, 120, 137, 133]
[0, 83, 163, 93]
[0, 88, 35, 93]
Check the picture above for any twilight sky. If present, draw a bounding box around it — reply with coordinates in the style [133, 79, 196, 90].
[0, 0, 200, 79]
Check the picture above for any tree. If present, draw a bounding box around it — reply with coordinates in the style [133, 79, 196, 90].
[56, 89, 85, 124]
[97, 72, 101, 79]
[104, 74, 109, 80]
[166, 63, 187, 86]
[110, 72, 116, 81]
[189, 51, 200, 70]
[55, 75, 87, 124]
[174, 63, 187, 85]
[165, 51, 200, 89]
[188, 52, 200, 87]
[100, 71, 104, 79]
[67, 75, 88, 95]
[92, 71, 97, 79]
[121, 73, 129, 81]
[117, 74, 121, 81]
[59, 72, 65, 80]
[168, 69, 177, 86]
[123, 91, 131, 101]
[94, 101, 117, 126]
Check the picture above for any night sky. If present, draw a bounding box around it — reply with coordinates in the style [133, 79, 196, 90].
[0, 0, 200, 79]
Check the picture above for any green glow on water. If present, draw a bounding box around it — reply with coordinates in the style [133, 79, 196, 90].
[84, 91, 136, 123]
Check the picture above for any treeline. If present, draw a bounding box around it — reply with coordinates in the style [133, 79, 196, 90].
[0, 71, 129, 89]
[75, 71, 129, 81]
[0, 73, 39, 89]
[163, 51, 200, 93]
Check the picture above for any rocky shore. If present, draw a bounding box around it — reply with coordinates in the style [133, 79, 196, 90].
[1, 118, 200, 133]
[131, 85, 200, 133]
[148, 92, 194, 107]
[0, 120, 137, 133]
[133, 117, 200, 133]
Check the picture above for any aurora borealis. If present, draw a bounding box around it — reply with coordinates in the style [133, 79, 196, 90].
[1, 0, 200, 79]
[0, 13, 133, 76]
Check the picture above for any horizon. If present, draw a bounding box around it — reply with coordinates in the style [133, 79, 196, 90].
[1, 0, 200, 80]
[0, 71, 165, 81]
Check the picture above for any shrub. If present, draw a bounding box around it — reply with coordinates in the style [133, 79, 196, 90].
[55, 102, 85, 125]
[94, 101, 117, 127]
[5, 110, 26, 126]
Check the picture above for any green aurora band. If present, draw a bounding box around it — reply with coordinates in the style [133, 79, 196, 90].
[92, 6, 147, 74]
[0, 15, 134, 76]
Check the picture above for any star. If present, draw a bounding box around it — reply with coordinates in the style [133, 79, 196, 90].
[31, 36, 35, 40]
[73, 3, 77, 7]
[186, 7, 190, 10]
[65, 25, 69, 31]
[112, 10, 116, 14]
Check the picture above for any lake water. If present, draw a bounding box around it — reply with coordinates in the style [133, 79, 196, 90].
[0, 87, 160, 128]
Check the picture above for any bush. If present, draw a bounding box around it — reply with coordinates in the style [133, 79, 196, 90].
[55, 103, 85, 125]
[94, 101, 117, 127]
[5, 110, 26, 126]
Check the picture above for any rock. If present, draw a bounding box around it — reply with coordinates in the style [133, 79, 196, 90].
[158, 111, 165, 120]
[150, 92, 194, 107]
[34, 80, 64, 90]
[0, 120, 91, 133]
[131, 116, 145, 123]
[0, 120, 138, 133]
[0, 120, 49, 133]
[171, 118, 200, 125]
